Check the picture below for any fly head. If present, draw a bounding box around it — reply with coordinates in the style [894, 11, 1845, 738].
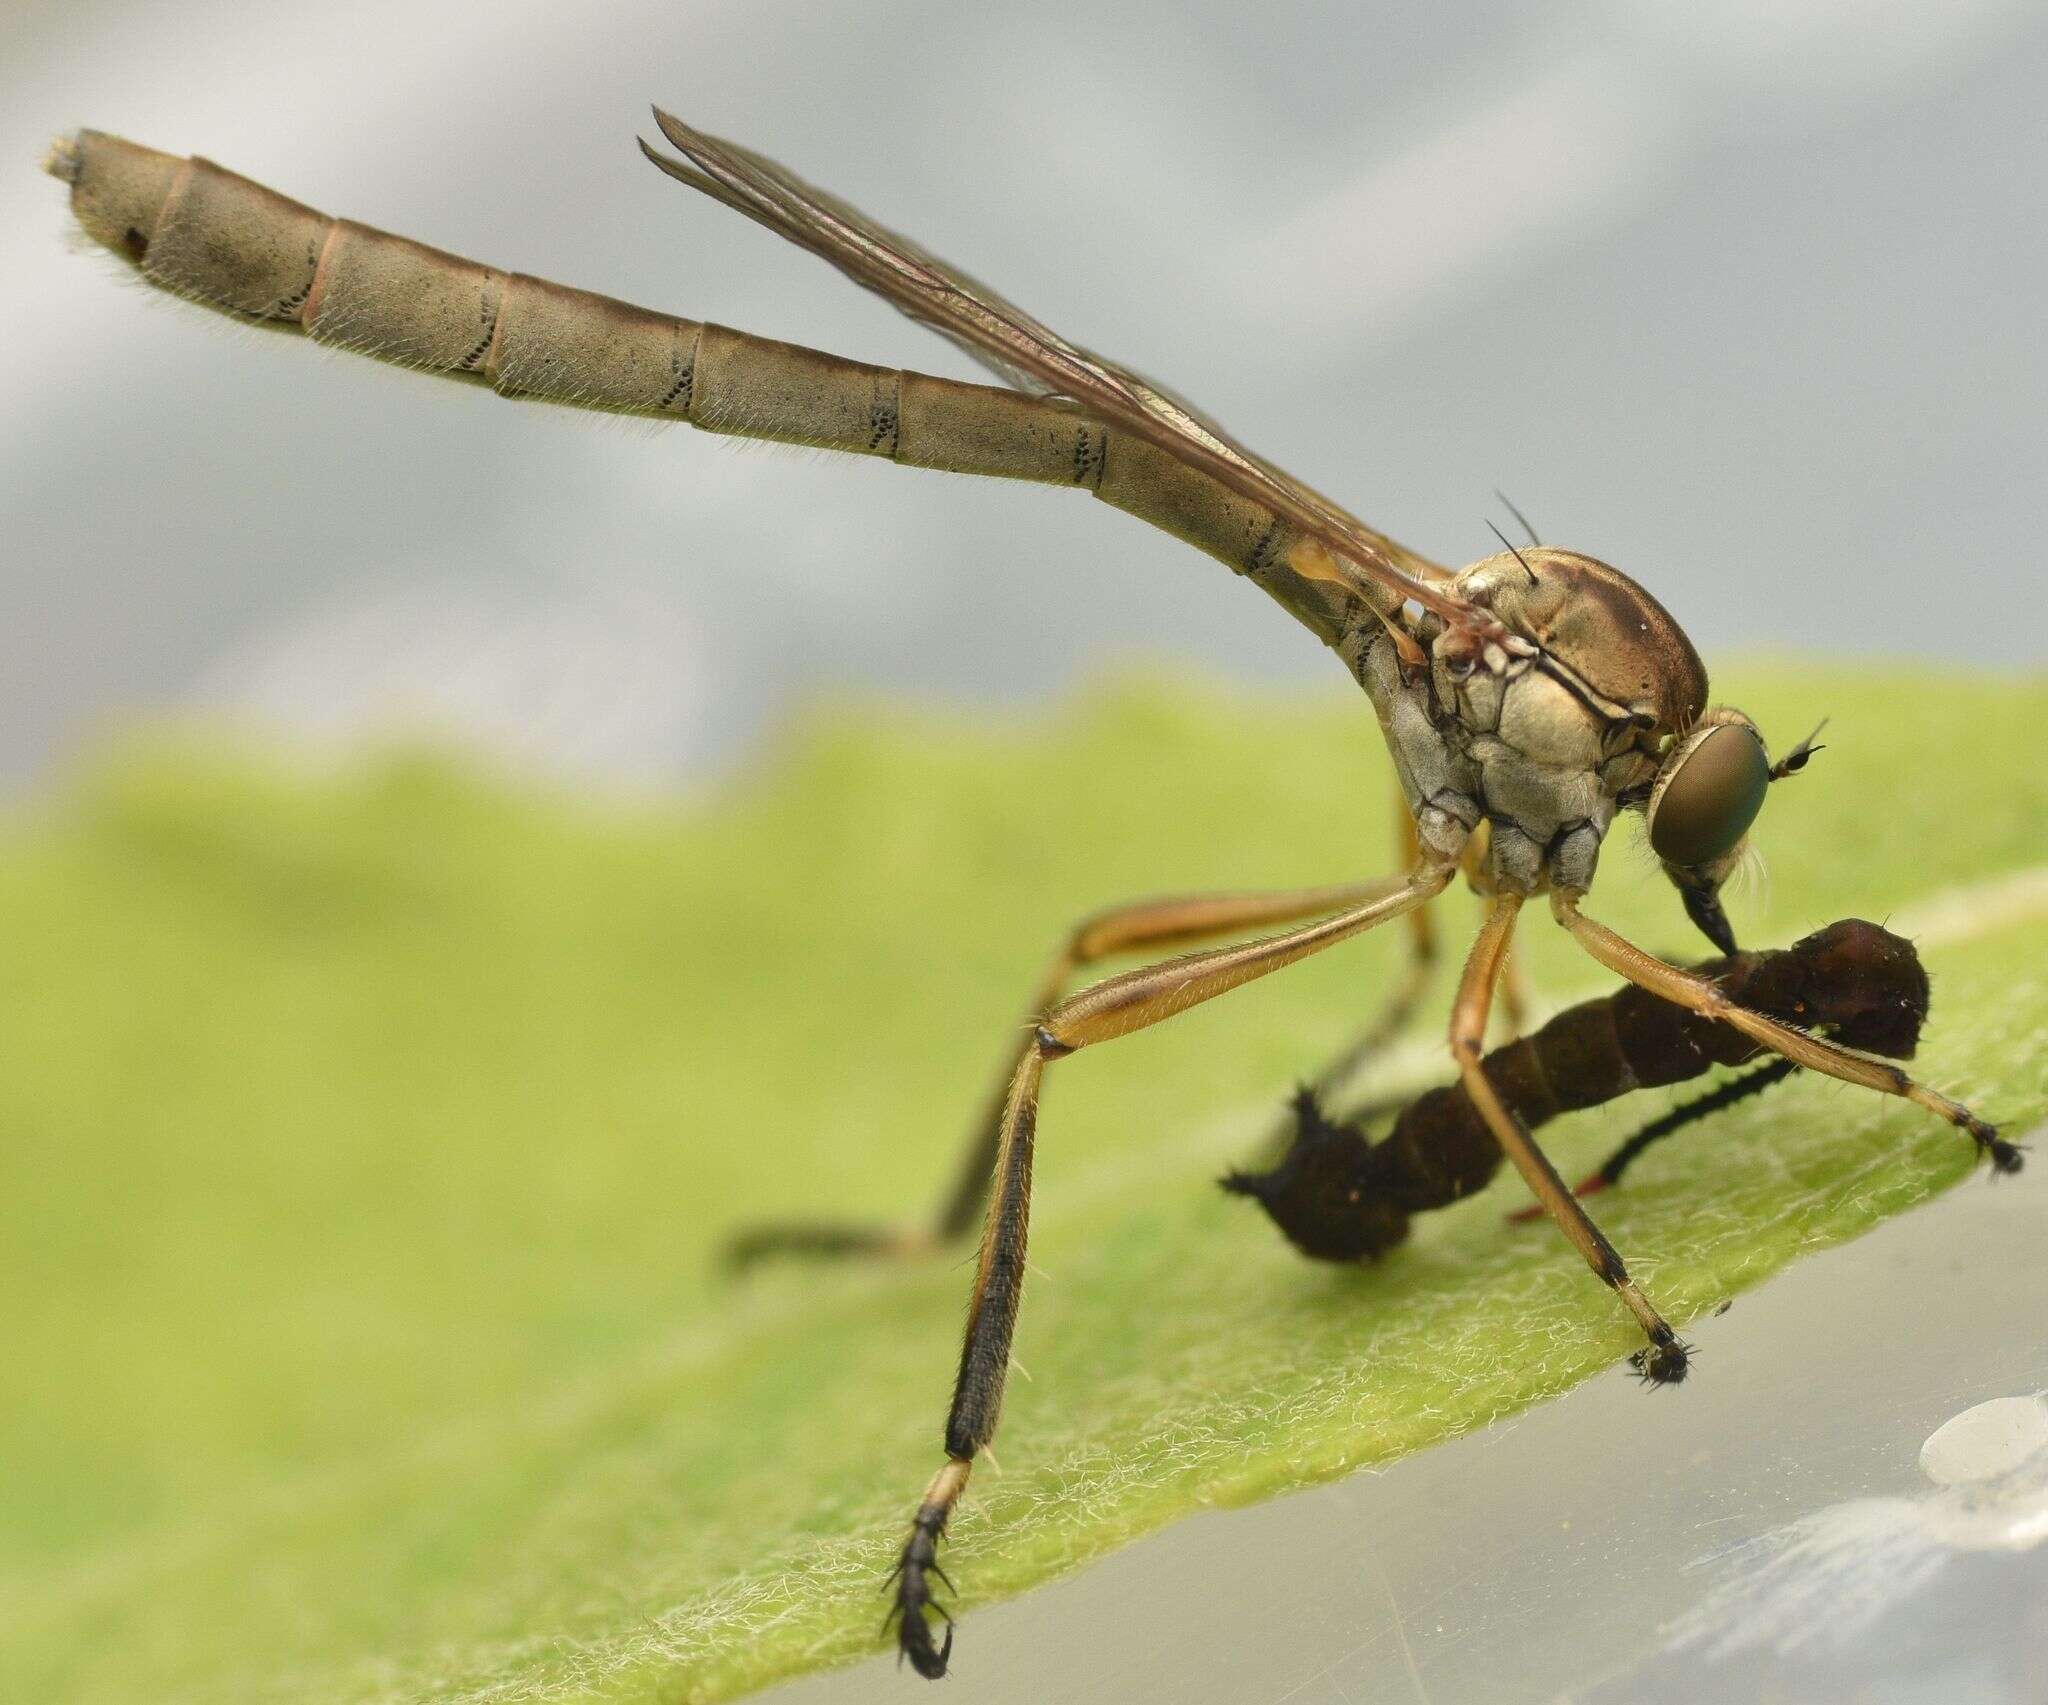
[1643, 709, 1827, 954]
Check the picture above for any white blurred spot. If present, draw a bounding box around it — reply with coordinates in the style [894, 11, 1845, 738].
[1922, 1395, 2048, 1487]
[1667, 1385, 2048, 1659]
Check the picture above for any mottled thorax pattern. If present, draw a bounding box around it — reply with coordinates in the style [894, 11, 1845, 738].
[1342, 549, 1688, 897]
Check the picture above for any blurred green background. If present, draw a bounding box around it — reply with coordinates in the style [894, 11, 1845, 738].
[6, 666, 2045, 1701]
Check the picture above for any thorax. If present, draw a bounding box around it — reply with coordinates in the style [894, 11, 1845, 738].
[1343, 621, 1661, 896]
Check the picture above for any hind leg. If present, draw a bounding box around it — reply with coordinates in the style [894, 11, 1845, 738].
[728, 875, 1418, 1268]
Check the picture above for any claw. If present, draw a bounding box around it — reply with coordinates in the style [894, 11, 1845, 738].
[898, 1613, 954, 1680]
[1628, 1336, 1692, 1387]
[888, 1495, 960, 1679]
[893, 1567, 955, 1679]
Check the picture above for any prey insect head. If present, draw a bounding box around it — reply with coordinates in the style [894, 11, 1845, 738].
[1644, 710, 1826, 953]
[1766, 917, 1928, 1056]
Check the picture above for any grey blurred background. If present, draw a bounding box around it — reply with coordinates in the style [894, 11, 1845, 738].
[8, 9, 2048, 1702]
[5, 0, 2045, 792]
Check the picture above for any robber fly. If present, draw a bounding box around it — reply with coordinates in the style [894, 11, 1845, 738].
[46, 115, 2011, 1678]
[1227, 918, 2017, 1274]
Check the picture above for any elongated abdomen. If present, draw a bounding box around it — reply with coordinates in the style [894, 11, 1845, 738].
[47, 129, 1358, 648]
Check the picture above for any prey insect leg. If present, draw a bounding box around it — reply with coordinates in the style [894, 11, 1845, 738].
[1451, 894, 1690, 1383]
[728, 878, 1411, 1269]
[889, 863, 1453, 1677]
[1582, 1059, 1800, 1194]
[1551, 894, 2019, 1172]
[1503, 1058, 1799, 1225]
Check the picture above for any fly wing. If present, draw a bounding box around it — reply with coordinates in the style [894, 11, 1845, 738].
[641, 109, 1480, 623]
[637, 124, 1047, 398]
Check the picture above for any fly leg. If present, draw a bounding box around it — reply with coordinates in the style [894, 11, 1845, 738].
[1496, 938, 1531, 1040]
[1551, 892, 2018, 1171]
[1290, 893, 1438, 1108]
[889, 863, 1453, 1676]
[1255, 798, 1440, 1157]
[1452, 894, 1692, 1384]
[1259, 808, 1543, 1162]
[728, 877, 1411, 1268]
[1459, 825, 1532, 1045]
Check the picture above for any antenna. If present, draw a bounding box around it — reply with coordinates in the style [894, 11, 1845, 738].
[1493, 489, 1541, 546]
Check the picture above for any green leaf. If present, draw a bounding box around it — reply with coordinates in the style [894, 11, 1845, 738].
[5, 665, 2045, 1703]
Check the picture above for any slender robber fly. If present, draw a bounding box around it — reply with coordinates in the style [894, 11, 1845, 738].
[46, 115, 2012, 1678]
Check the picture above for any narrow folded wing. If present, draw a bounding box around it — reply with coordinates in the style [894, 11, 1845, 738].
[641, 109, 1481, 626]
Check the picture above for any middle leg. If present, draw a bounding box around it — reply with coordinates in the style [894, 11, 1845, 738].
[1450, 893, 1690, 1383]
[1298, 799, 1443, 1099]
[1255, 793, 1444, 1158]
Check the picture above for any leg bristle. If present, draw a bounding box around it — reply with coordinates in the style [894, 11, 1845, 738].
[1629, 1335, 1692, 1387]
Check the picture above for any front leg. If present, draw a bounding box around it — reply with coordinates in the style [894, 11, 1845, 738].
[1550, 892, 2017, 1172]
[888, 863, 1453, 1676]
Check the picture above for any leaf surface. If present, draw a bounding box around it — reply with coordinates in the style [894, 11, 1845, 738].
[4, 666, 2045, 1702]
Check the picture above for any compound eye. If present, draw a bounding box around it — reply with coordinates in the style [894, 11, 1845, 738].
[1648, 722, 1769, 866]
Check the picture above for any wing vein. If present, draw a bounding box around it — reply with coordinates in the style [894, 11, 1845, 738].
[641, 108, 1492, 634]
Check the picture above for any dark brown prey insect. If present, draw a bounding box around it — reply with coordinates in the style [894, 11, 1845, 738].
[1226, 920, 2018, 1323]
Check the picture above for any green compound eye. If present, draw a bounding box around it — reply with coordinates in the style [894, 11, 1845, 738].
[1648, 721, 1770, 866]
